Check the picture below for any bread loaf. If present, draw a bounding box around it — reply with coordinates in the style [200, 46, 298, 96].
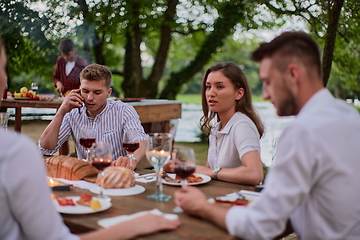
[96, 167, 135, 189]
[44, 155, 98, 180]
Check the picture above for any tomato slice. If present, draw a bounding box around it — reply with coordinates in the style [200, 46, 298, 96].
[57, 198, 75, 206]
[79, 193, 93, 201]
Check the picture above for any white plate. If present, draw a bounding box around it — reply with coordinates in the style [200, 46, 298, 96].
[53, 196, 111, 214]
[89, 185, 145, 196]
[162, 173, 211, 186]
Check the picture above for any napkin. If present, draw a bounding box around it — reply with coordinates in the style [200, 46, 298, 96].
[208, 190, 261, 203]
[135, 173, 157, 183]
[98, 209, 179, 228]
[47, 177, 97, 190]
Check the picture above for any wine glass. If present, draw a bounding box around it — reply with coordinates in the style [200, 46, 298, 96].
[145, 133, 172, 202]
[172, 147, 196, 213]
[122, 129, 141, 162]
[90, 142, 112, 200]
[79, 127, 96, 162]
[31, 82, 38, 94]
[173, 147, 196, 190]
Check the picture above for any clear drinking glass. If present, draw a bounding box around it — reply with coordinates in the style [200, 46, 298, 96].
[146, 133, 172, 202]
[31, 82, 38, 94]
[173, 147, 196, 190]
[0, 112, 10, 131]
[90, 142, 112, 200]
[122, 129, 141, 161]
[172, 147, 196, 213]
[79, 127, 96, 162]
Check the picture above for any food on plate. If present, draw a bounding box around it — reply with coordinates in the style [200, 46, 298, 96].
[97, 167, 135, 189]
[162, 172, 203, 183]
[20, 87, 28, 94]
[38, 94, 54, 101]
[90, 199, 102, 210]
[76, 193, 93, 207]
[57, 197, 75, 206]
[44, 155, 98, 181]
[12, 86, 40, 100]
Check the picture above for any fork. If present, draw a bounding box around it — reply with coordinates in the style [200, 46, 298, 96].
[234, 191, 245, 198]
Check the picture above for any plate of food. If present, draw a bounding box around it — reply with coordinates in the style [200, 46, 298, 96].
[89, 185, 145, 196]
[53, 194, 112, 214]
[162, 173, 211, 186]
[208, 190, 261, 206]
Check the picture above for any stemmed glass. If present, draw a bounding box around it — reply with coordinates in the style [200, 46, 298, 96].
[90, 142, 112, 200]
[173, 147, 196, 189]
[146, 133, 172, 202]
[172, 147, 196, 213]
[122, 129, 141, 162]
[79, 127, 96, 162]
[31, 82, 38, 94]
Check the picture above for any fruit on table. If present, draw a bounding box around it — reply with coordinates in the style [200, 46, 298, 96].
[20, 87, 28, 94]
[90, 199, 102, 210]
[14, 92, 22, 98]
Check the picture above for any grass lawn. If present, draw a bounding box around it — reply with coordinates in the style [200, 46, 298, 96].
[174, 142, 209, 166]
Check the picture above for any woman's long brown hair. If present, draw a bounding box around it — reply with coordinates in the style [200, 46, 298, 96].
[200, 62, 264, 138]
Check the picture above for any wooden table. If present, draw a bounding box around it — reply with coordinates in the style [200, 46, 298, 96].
[0, 99, 182, 132]
[0, 99, 182, 155]
[53, 170, 255, 239]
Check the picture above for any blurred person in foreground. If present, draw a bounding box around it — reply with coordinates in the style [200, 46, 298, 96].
[40, 64, 146, 170]
[54, 38, 88, 96]
[164, 62, 264, 185]
[174, 31, 360, 239]
[0, 38, 180, 240]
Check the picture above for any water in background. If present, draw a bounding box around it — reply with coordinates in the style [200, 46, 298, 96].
[175, 102, 294, 166]
[6, 101, 293, 166]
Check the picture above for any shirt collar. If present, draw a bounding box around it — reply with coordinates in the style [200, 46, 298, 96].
[214, 112, 244, 135]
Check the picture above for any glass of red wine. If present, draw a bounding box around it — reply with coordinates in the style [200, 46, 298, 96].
[172, 147, 196, 212]
[122, 130, 141, 162]
[79, 127, 96, 162]
[90, 142, 112, 199]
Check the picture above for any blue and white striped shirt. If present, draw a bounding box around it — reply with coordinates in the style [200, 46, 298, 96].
[39, 99, 145, 160]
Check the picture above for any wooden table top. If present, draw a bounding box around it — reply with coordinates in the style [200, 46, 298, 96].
[52, 169, 254, 240]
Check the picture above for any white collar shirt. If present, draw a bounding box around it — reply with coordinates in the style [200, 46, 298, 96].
[207, 112, 260, 169]
[225, 89, 360, 239]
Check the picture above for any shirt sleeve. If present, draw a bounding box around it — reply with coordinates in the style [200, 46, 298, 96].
[5, 135, 79, 240]
[225, 121, 317, 239]
[122, 104, 146, 140]
[233, 120, 261, 159]
[53, 56, 63, 86]
[39, 112, 73, 155]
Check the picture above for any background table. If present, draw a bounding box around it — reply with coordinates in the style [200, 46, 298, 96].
[52, 170, 254, 240]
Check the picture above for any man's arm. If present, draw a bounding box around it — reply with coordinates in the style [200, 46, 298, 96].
[39, 90, 83, 150]
[174, 186, 230, 230]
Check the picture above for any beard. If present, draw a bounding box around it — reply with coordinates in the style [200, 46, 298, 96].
[276, 79, 297, 116]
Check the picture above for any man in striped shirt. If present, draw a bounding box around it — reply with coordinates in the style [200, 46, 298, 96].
[40, 64, 146, 170]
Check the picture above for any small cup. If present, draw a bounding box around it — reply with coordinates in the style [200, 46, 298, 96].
[0, 112, 10, 130]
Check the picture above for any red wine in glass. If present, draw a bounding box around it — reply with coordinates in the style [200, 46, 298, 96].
[122, 142, 140, 153]
[174, 165, 196, 179]
[80, 137, 96, 149]
[91, 161, 111, 171]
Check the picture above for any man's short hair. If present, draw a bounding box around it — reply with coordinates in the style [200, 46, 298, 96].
[80, 64, 112, 88]
[58, 38, 75, 54]
[251, 31, 322, 78]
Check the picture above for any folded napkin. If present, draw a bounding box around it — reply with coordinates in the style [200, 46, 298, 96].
[98, 209, 178, 228]
[47, 177, 97, 190]
[208, 190, 261, 203]
[135, 173, 157, 183]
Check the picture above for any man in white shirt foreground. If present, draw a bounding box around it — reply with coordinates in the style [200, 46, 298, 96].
[174, 31, 360, 239]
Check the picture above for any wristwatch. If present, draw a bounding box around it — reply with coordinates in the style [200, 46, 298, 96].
[213, 167, 222, 180]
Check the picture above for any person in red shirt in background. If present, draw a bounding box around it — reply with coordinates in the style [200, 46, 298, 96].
[54, 38, 88, 97]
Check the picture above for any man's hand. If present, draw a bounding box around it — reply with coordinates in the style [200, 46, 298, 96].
[57, 89, 84, 115]
[174, 186, 209, 217]
[56, 81, 64, 96]
[112, 156, 137, 170]
[163, 160, 175, 173]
